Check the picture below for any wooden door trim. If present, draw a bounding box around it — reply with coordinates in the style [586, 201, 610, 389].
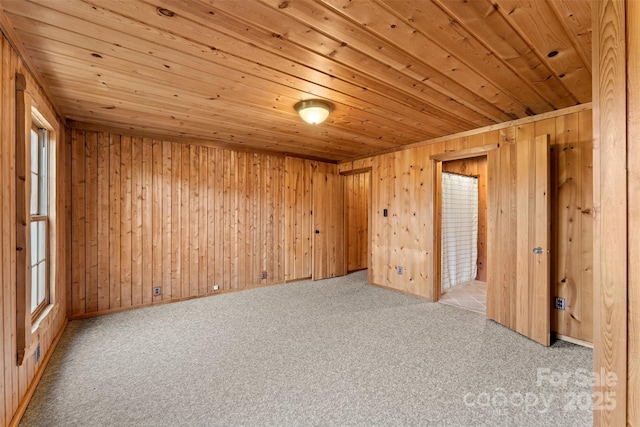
[340, 167, 372, 176]
[430, 144, 498, 162]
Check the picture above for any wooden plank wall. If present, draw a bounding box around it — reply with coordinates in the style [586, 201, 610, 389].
[548, 112, 593, 344]
[69, 131, 337, 316]
[345, 172, 369, 272]
[339, 107, 593, 342]
[69, 128, 302, 316]
[283, 157, 336, 281]
[0, 34, 68, 426]
[442, 157, 487, 282]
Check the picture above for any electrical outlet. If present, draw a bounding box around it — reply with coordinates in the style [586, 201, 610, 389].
[397, 266, 404, 275]
[555, 297, 566, 310]
[261, 271, 268, 280]
[213, 285, 219, 291]
[34, 344, 41, 363]
[153, 287, 161, 296]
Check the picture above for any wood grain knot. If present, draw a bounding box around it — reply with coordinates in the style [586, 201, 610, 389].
[157, 8, 175, 17]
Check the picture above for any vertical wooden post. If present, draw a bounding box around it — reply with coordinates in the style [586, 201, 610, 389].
[592, 0, 628, 424]
[14, 73, 30, 366]
[626, 0, 640, 424]
[432, 159, 442, 302]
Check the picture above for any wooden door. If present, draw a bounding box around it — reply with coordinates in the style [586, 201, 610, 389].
[487, 134, 551, 346]
[312, 173, 345, 280]
[346, 172, 369, 272]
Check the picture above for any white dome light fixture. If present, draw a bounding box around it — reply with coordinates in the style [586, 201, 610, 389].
[294, 99, 334, 125]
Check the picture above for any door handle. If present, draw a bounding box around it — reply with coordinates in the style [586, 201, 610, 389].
[315, 230, 320, 234]
[532, 247, 544, 254]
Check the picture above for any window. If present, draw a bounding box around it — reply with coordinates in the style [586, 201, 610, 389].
[15, 74, 58, 364]
[30, 125, 49, 320]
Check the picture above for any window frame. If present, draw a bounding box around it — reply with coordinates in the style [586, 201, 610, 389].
[29, 121, 51, 322]
[15, 73, 59, 366]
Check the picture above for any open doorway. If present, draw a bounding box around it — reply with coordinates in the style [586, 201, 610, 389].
[436, 156, 488, 314]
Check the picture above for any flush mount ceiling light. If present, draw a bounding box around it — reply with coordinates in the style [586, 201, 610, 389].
[294, 99, 334, 125]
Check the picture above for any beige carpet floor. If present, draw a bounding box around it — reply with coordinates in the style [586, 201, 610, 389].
[21, 271, 592, 426]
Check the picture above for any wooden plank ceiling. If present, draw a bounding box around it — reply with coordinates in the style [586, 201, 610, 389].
[2, 0, 591, 162]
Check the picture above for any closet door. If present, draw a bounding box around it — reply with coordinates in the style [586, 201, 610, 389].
[312, 173, 345, 280]
[487, 134, 551, 346]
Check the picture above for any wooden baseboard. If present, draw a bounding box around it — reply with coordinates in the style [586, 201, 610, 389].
[71, 273, 375, 320]
[554, 334, 594, 349]
[367, 281, 434, 302]
[70, 280, 292, 321]
[284, 277, 311, 283]
[9, 318, 69, 427]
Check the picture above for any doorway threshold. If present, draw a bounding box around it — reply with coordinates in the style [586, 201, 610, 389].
[439, 281, 487, 315]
